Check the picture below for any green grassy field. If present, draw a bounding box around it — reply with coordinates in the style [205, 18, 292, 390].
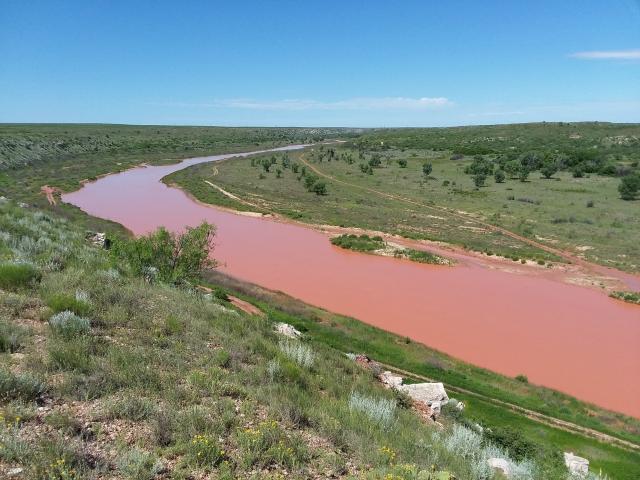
[168, 128, 640, 270]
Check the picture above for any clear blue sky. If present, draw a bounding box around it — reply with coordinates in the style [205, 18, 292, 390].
[1, 0, 639, 127]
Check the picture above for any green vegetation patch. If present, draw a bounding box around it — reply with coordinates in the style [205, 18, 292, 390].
[330, 233, 385, 252]
[610, 290, 640, 305]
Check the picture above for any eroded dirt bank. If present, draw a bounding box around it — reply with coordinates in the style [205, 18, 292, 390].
[62, 147, 640, 417]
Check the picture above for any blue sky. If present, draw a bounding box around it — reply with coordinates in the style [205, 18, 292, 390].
[1, 0, 639, 127]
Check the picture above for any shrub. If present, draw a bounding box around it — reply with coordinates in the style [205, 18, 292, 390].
[311, 181, 327, 195]
[111, 222, 217, 285]
[330, 234, 385, 252]
[48, 336, 95, 373]
[117, 448, 163, 480]
[187, 434, 225, 468]
[0, 262, 41, 291]
[236, 420, 308, 469]
[485, 425, 539, 461]
[515, 374, 529, 383]
[107, 395, 156, 421]
[619, 173, 640, 200]
[586, 200, 594, 208]
[278, 340, 314, 368]
[0, 369, 45, 401]
[49, 310, 90, 338]
[348, 391, 396, 427]
[0, 320, 24, 353]
[46, 293, 91, 316]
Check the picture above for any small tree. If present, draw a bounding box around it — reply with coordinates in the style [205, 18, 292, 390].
[619, 174, 640, 200]
[540, 157, 559, 179]
[111, 222, 217, 285]
[397, 159, 407, 168]
[422, 162, 433, 178]
[473, 173, 487, 187]
[504, 160, 520, 179]
[494, 169, 505, 183]
[518, 166, 530, 182]
[312, 181, 327, 195]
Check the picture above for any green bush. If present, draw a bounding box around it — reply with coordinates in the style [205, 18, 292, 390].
[330, 234, 385, 252]
[0, 320, 24, 353]
[0, 262, 41, 291]
[0, 369, 45, 401]
[48, 311, 90, 338]
[106, 394, 156, 421]
[485, 425, 539, 461]
[48, 336, 96, 373]
[111, 222, 217, 285]
[236, 419, 308, 470]
[46, 293, 91, 316]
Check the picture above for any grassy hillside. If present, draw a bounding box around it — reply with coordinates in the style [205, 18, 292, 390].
[0, 199, 592, 479]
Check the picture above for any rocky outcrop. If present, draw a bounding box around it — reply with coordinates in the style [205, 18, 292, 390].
[275, 322, 302, 338]
[564, 452, 589, 477]
[379, 370, 403, 389]
[398, 382, 449, 416]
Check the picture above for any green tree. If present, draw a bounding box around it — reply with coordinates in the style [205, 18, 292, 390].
[368, 154, 382, 168]
[397, 159, 407, 168]
[465, 155, 494, 176]
[473, 173, 487, 187]
[504, 160, 521, 179]
[111, 222, 217, 285]
[494, 169, 505, 183]
[540, 156, 559, 179]
[518, 166, 530, 182]
[422, 162, 433, 178]
[619, 174, 640, 200]
[520, 151, 542, 171]
[312, 181, 327, 195]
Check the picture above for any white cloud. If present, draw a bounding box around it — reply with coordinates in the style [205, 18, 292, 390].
[155, 97, 451, 111]
[569, 49, 640, 60]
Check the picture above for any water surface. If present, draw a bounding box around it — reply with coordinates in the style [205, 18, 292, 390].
[62, 147, 640, 417]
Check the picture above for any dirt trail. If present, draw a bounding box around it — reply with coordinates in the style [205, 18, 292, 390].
[299, 155, 639, 291]
[376, 361, 640, 453]
[40, 185, 60, 205]
[227, 295, 265, 316]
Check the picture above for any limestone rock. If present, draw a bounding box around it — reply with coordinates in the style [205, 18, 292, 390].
[379, 370, 403, 389]
[398, 382, 449, 417]
[564, 452, 589, 477]
[275, 322, 302, 339]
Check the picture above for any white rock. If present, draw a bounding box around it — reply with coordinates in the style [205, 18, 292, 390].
[564, 452, 589, 477]
[7, 467, 24, 476]
[487, 458, 511, 476]
[274, 322, 302, 338]
[379, 370, 403, 389]
[398, 382, 449, 418]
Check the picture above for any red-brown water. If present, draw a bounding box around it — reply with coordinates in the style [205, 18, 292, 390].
[62, 147, 640, 418]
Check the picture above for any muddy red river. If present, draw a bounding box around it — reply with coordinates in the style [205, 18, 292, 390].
[62, 146, 640, 418]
